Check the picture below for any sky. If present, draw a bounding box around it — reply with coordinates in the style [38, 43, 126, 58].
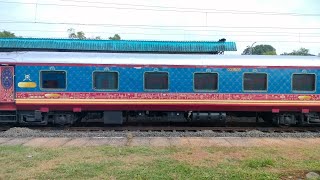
[0, 0, 320, 55]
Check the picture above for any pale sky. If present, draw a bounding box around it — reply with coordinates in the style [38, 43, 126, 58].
[0, 0, 320, 55]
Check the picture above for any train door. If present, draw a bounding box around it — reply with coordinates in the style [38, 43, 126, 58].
[0, 66, 14, 102]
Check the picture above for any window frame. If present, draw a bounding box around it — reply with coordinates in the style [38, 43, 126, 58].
[40, 70, 67, 91]
[291, 73, 316, 93]
[143, 71, 169, 91]
[92, 71, 119, 91]
[242, 72, 268, 92]
[193, 72, 219, 92]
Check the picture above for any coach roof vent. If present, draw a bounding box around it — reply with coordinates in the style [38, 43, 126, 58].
[0, 38, 237, 54]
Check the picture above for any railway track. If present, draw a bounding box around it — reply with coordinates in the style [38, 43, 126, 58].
[1, 125, 320, 133]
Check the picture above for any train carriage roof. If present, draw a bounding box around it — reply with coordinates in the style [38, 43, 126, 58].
[0, 51, 320, 67]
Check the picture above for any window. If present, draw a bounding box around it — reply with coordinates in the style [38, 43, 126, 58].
[194, 73, 218, 91]
[243, 73, 267, 91]
[292, 74, 315, 92]
[41, 71, 66, 90]
[144, 72, 168, 90]
[93, 72, 118, 90]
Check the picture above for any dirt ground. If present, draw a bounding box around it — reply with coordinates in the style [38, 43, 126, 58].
[1, 137, 320, 147]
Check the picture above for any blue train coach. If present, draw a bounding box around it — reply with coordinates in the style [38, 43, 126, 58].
[0, 38, 320, 126]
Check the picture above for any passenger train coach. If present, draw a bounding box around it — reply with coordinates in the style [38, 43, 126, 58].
[0, 38, 320, 126]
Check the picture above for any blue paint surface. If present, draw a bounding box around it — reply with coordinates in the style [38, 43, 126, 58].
[0, 38, 237, 53]
[15, 65, 319, 94]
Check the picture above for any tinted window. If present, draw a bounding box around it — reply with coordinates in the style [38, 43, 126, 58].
[292, 74, 315, 91]
[93, 72, 118, 90]
[194, 73, 218, 91]
[41, 71, 66, 89]
[144, 72, 168, 90]
[243, 73, 267, 91]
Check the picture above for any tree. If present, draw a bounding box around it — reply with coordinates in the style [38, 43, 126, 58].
[75, 31, 86, 39]
[68, 28, 86, 39]
[67, 28, 121, 40]
[281, 48, 314, 56]
[260, 50, 277, 55]
[242, 44, 276, 55]
[109, 34, 121, 40]
[242, 46, 251, 55]
[0, 30, 16, 38]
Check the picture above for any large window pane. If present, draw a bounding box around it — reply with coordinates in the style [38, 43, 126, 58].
[144, 72, 168, 90]
[292, 74, 315, 92]
[41, 71, 66, 89]
[243, 73, 267, 91]
[93, 72, 118, 90]
[194, 73, 218, 91]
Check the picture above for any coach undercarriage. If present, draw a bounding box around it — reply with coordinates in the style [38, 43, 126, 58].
[1, 110, 320, 127]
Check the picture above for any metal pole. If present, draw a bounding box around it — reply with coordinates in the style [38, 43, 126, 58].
[250, 42, 256, 55]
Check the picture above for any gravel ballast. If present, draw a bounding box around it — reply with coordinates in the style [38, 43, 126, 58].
[1, 127, 320, 138]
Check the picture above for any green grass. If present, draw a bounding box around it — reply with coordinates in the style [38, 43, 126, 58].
[0, 145, 320, 180]
[98, 146, 180, 156]
[245, 158, 275, 169]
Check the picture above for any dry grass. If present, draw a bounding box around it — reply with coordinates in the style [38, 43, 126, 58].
[0, 145, 320, 179]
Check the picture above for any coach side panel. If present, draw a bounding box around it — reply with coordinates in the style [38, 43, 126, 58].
[13, 65, 320, 112]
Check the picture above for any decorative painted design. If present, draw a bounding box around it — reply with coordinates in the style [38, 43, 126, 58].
[1, 67, 13, 89]
[18, 74, 37, 88]
[16, 65, 320, 94]
[15, 92, 320, 101]
[23, 74, 32, 82]
[15, 99, 320, 107]
[44, 94, 61, 98]
[227, 68, 241, 72]
[298, 95, 312, 101]
[0, 66, 14, 102]
[18, 82, 37, 88]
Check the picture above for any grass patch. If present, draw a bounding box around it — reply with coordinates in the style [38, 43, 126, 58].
[40, 161, 121, 179]
[245, 158, 275, 168]
[111, 158, 279, 180]
[99, 146, 179, 156]
[0, 145, 320, 179]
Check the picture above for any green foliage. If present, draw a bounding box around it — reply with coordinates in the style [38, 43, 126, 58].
[242, 46, 251, 55]
[0, 30, 16, 38]
[67, 28, 86, 39]
[67, 28, 120, 40]
[242, 44, 277, 55]
[76, 31, 86, 39]
[99, 146, 179, 156]
[253, 45, 277, 55]
[281, 48, 314, 56]
[51, 162, 110, 179]
[262, 51, 277, 55]
[109, 34, 121, 40]
[245, 158, 275, 169]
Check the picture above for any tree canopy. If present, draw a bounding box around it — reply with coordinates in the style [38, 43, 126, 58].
[109, 34, 121, 40]
[242, 44, 276, 55]
[281, 48, 314, 56]
[68, 28, 87, 39]
[0, 30, 16, 38]
[67, 28, 120, 40]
